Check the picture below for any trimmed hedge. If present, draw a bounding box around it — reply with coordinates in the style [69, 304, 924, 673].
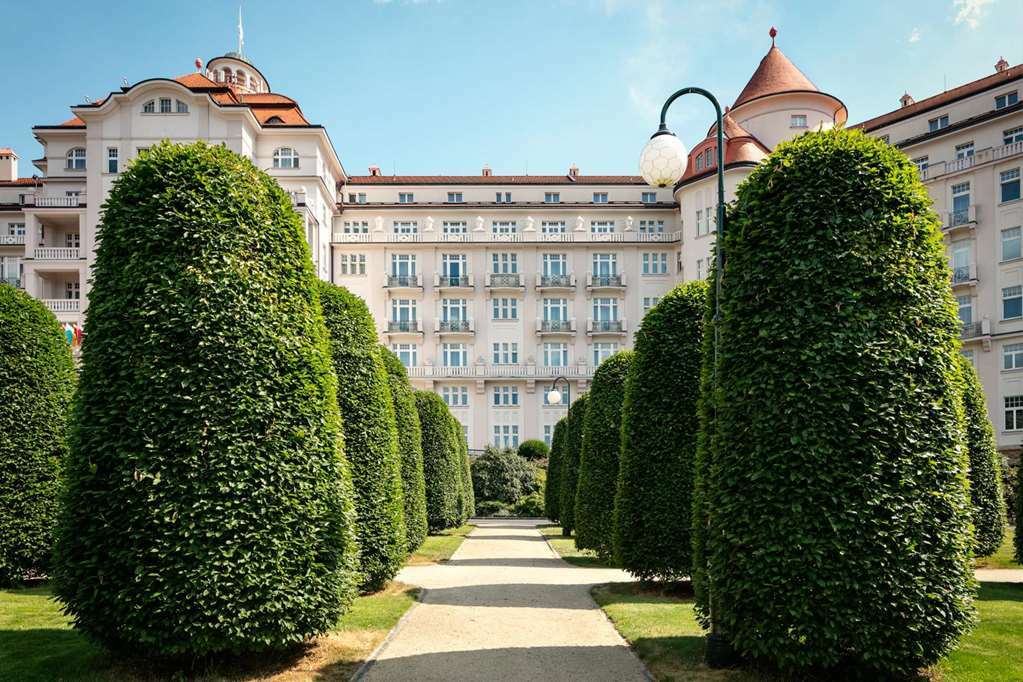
[545, 419, 567, 522]
[452, 416, 475, 523]
[558, 394, 588, 535]
[614, 281, 707, 580]
[1017, 471, 1023, 563]
[53, 141, 360, 656]
[319, 282, 406, 591]
[517, 439, 549, 462]
[379, 346, 428, 554]
[692, 260, 718, 628]
[956, 353, 1006, 557]
[0, 286, 75, 585]
[415, 391, 461, 531]
[700, 129, 974, 676]
[471, 447, 538, 504]
[574, 351, 634, 559]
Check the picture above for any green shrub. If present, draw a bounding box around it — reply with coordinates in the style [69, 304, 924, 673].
[0, 286, 75, 585]
[614, 281, 707, 580]
[515, 492, 545, 517]
[1004, 457, 1017, 526]
[574, 351, 634, 559]
[559, 394, 588, 535]
[318, 282, 406, 591]
[452, 416, 475, 523]
[471, 446, 538, 505]
[956, 354, 1006, 557]
[545, 419, 567, 523]
[692, 262, 718, 628]
[378, 346, 428, 554]
[700, 129, 974, 675]
[415, 391, 460, 531]
[53, 141, 360, 656]
[475, 500, 513, 517]
[517, 439, 549, 462]
[1016, 467, 1023, 563]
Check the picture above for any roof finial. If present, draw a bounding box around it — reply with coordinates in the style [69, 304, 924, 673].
[237, 4, 244, 57]
[769, 26, 777, 46]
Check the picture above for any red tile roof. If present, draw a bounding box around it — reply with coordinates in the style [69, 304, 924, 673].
[732, 45, 819, 109]
[679, 114, 769, 185]
[59, 116, 85, 128]
[345, 175, 647, 186]
[0, 178, 41, 187]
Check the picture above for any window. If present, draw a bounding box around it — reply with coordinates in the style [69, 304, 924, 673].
[544, 342, 568, 367]
[398, 192, 415, 203]
[951, 182, 971, 225]
[492, 385, 519, 407]
[272, 147, 299, 169]
[492, 221, 518, 234]
[996, 91, 1019, 109]
[343, 221, 369, 234]
[928, 115, 949, 132]
[1003, 227, 1021, 261]
[962, 349, 974, 364]
[391, 298, 417, 322]
[641, 191, 657, 203]
[592, 297, 619, 321]
[544, 425, 553, 446]
[642, 252, 668, 275]
[1005, 127, 1023, 145]
[492, 253, 518, 273]
[643, 296, 661, 313]
[347, 192, 367, 204]
[1003, 285, 1023, 320]
[950, 241, 971, 283]
[593, 342, 619, 366]
[6, 222, 25, 236]
[65, 281, 80, 300]
[391, 254, 416, 276]
[1001, 168, 1021, 203]
[492, 297, 518, 320]
[176, 99, 189, 113]
[136, 147, 150, 156]
[339, 254, 367, 275]
[541, 221, 566, 234]
[592, 253, 617, 276]
[443, 221, 468, 234]
[392, 343, 418, 367]
[543, 385, 569, 407]
[704, 148, 714, 168]
[545, 192, 561, 203]
[542, 254, 567, 276]
[492, 342, 519, 365]
[590, 220, 615, 234]
[107, 147, 118, 173]
[695, 154, 703, 172]
[1005, 396, 1023, 431]
[393, 221, 419, 234]
[441, 254, 467, 278]
[446, 192, 463, 203]
[639, 220, 665, 234]
[957, 294, 973, 326]
[495, 192, 512, 203]
[493, 425, 519, 449]
[955, 142, 975, 160]
[442, 343, 468, 367]
[913, 156, 929, 172]
[593, 192, 609, 203]
[442, 386, 469, 407]
[696, 209, 705, 236]
[441, 298, 468, 322]
[543, 298, 568, 321]
[879, 134, 890, 144]
[706, 205, 715, 231]
[791, 114, 808, 128]
[1004, 343, 1023, 370]
[142, 100, 156, 113]
[159, 97, 172, 113]
[65, 148, 86, 171]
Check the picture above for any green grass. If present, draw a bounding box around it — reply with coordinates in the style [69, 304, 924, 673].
[406, 524, 474, 564]
[593, 581, 1023, 682]
[974, 527, 1019, 569]
[0, 582, 419, 681]
[539, 525, 612, 568]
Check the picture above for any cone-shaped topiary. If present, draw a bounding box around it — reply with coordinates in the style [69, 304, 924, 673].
[559, 394, 588, 536]
[574, 351, 634, 559]
[379, 346, 428, 553]
[451, 415, 475, 524]
[318, 282, 406, 591]
[517, 439, 549, 461]
[1017, 473, 1023, 563]
[415, 391, 460, 531]
[614, 281, 707, 580]
[545, 419, 567, 523]
[0, 286, 75, 585]
[53, 141, 360, 656]
[700, 129, 975, 676]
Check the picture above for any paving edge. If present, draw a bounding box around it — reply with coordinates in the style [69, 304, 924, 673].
[350, 586, 427, 682]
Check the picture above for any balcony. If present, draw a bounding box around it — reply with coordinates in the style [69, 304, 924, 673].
[0, 234, 26, 246]
[486, 273, 524, 290]
[405, 364, 596, 380]
[434, 274, 474, 290]
[384, 273, 423, 291]
[436, 319, 475, 335]
[951, 263, 978, 289]
[34, 247, 81, 260]
[536, 318, 576, 335]
[23, 193, 86, 208]
[961, 319, 990, 340]
[919, 140, 1023, 183]
[536, 273, 575, 290]
[42, 299, 80, 313]
[942, 205, 977, 235]
[587, 318, 627, 335]
[386, 319, 423, 335]
[0, 277, 22, 288]
[586, 273, 626, 290]
[332, 230, 684, 245]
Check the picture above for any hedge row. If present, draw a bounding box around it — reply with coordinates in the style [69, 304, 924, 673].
[558, 393, 588, 535]
[453, 416, 475, 524]
[544, 419, 567, 523]
[415, 391, 464, 531]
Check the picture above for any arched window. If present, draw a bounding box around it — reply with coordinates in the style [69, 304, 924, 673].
[222, 67, 233, 83]
[265, 116, 285, 124]
[273, 147, 299, 169]
[142, 100, 156, 113]
[175, 100, 189, 113]
[66, 148, 86, 171]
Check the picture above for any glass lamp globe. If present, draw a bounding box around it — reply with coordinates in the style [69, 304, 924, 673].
[546, 388, 563, 405]
[639, 132, 687, 188]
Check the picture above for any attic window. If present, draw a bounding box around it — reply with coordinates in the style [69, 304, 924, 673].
[142, 100, 155, 113]
[142, 99, 188, 114]
[265, 116, 285, 124]
[176, 100, 189, 113]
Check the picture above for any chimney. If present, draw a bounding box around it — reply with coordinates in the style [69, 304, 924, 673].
[996, 56, 1009, 73]
[482, 164, 492, 177]
[568, 164, 579, 178]
[368, 165, 381, 177]
[0, 148, 17, 182]
[899, 92, 915, 108]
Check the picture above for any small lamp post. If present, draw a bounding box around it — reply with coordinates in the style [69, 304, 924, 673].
[545, 376, 568, 406]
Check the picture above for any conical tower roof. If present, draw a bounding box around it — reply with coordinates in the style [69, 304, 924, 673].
[732, 32, 819, 109]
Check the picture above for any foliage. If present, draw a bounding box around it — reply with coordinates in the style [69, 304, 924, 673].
[0, 286, 75, 585]
[517, 439, 549, 461]
[574, 351, 634, 559]
[614, 281, 707, 580]
[1017, 470, 1023, 564]
[1003, 457, 1017, 526]
[453, 417, 475, 523]
[955, 354, 1006, 557]
[52, 141, 360, 656]
[697, 129, 975, 675]
[318, 282, 406, 591]
[470, 446, 538, 505]
[414, 391, 461, 531]
[514, 492, 545, 517]
[558, 394, 588, 535]
[378, 346, 428, 554]
[475, 500, 513, 517]
[545, 419, 567, 522]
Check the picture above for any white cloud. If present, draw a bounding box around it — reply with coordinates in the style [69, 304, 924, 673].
[953, 0, 995, 29]
[908, 27, 921, 43]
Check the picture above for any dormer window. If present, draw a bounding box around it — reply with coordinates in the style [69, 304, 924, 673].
[272, 147, 299, 169]
[66, 148, 86, 171]
[996, 91, 1019, 110]
[159, 98, 173, 113]
[142, 99, 188, 114]
[695, 153, 703, 171]
[143, 100, 156, 113]
[265, 116, 284, 124]
[176, 100, 189, 113]
[928, 115, 949, 132]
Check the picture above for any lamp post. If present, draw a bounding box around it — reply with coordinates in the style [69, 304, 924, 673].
[638, 87, 731, 668]
[545, 376, 568, 406]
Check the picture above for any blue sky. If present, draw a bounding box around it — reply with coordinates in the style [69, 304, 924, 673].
[1, 0, 1020, 177]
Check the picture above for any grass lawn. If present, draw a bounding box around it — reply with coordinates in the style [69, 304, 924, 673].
[593, 581, 1023, 682]
[974, 527, 1019, 569]
[0, 581, 418, 681]
[539, 525, 612, 568]
[406, 523, 474, 565]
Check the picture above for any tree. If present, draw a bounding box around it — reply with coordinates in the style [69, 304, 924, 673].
[1017, 472, 1023, 564]
[0, 286, 75, 585]
[318, 282, 406, 591]
[545, 419, 567, 523]
[699, 129, 975, 676]
[574, 351, 634, 559]
[471, 447, 539, 504]
[53, 141, 360, 656]
[559, 394, 588, 536]
[955, 354, 1006, 557]
[415, 391, 460, 531]
[517, 439, 549, 462]
[454, 419, 475, 523]
[379, 346, 428, 553]
[614, 281, 707, 580]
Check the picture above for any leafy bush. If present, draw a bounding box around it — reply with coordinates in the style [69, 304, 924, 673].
[558, 394, 588, 535]
[517, 439, 549, 462]
[1004, 457, 1017, 527]
[318, 282, 406, 591]
[470, 446, 538, 505]
[614, 281, 707, 580]
[1016, 467, 1023, 563]
[53, 141, 360, 656]
[545, 419, 567, 522]
[378, 346, 428, 554]
[699, 129, 975, 676]
[475, 500, 513, 517]
[956, 354, 1006, 557]
[515, 492, 545, 517]
[0, 286, 75, 585]
[692, 262, 718, 628]
[415, 391, 461, 531]
[452, 416, 475, 523]
[574, 351, 634, 558]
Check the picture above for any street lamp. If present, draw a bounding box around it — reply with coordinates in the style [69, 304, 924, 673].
[546, 376, 568, 406]
[639, 87, 731, 668]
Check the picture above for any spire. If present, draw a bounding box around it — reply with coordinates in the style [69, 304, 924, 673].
[237, 4, 245, 57]
[731, 30, 819, 109]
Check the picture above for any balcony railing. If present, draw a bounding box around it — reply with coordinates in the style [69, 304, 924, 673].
[435, 274, 473, 288]
[587, 273, 625, 288]
[487, 273, 523, 288]
[332, 230, 683, 244]
[961, 320, 988, 339]
[23, 193, 86, 208]
[944, 205, 977, 230]
[537, 273, 574, 288]
[951, 264, 977, 286]
[437, 319, 474, 333]
[588, 318, 626, 334]
[386, 319, 422, 334]
[0, 234, 26, 246]
[385, 274, 422, 288]
[405, 364, 596, 379]
[537, 319, 576, 334]
[34, 247, 81, 260]
[42, 299, 80, 313]
[919, 140, 1023, 182]
[0, 277, 22, 288]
